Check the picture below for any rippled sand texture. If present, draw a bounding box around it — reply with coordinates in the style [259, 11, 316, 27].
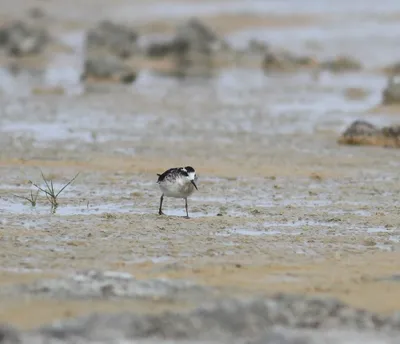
[0, 0, 400, 337]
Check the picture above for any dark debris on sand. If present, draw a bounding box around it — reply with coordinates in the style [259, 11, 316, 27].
[1, 291, 400, 343]
[338, 120, 400, 148]
[0, 20, 48, 56]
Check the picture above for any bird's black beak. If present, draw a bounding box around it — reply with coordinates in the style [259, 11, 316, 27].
[191, 180, 198, 190]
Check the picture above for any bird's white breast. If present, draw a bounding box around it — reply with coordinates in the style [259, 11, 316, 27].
[159, 177, 195, 198]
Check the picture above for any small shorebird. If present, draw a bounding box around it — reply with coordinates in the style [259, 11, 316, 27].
[157, 166, 198, 218]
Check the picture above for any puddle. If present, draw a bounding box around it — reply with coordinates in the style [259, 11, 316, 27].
[128, 256, 175, 264]
[264, 220, 340, 228]
[0, 113, 155, 146]
[330, 209, 372, 216]
[161, 208, 217, 218]
[0, 267, 45, 274]
[388, 236, 400, 243]
[266, 274, 301, 283]
[374, 235, 400, 251]
[260, 198, 333, 208]
[0, 197, 224, 219]
[376, 274, 400, 282]
[231, 228, 282, 236]
[223, 218, 346, 237]
[116, 0, 400, 21]
[1, 122, 94, 144]
[216, 196, 333, 210]
[367, 226, 390, 233]
[0, 199, 131, 216]
[192, 196, 230, 203]
[225, 227, 300, 237]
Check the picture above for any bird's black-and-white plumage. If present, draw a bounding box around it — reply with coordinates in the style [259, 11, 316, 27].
[157, 166, 198, 218]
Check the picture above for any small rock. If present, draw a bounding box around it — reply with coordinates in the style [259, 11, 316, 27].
[383, 61, 400, 75]
[321, 56, 362, 72]
[340, 120, 379, 138]
[146, 40, 173, 58]
[381, 125, 400, 137]
[102, 213, 117, 220]
[0, 20, 48, 56]
[250, 208, 262, 215]
[382, 76, 400, 105]
[11, 269, 208, 300]
[263, 51, 317, 72]
[81, 54, 137, 84]
[147, 18, 229, 76]
[175, 17, 227, 55]
[363, 238, 377, 247]
[263, 51, 293, 71]
[310, 173, 323, 181]
[86, 20, 138, 59]
[0, 324, 21, 344]
[146, 37, 189, 58]
[338, 120, 400, 148]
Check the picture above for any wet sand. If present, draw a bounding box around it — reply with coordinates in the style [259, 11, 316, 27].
[0, 0, 399, 334]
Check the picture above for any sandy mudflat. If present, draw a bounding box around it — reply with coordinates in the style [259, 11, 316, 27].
[0, 0, 399, 337]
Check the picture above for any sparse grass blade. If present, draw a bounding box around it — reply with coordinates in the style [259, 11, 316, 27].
[13, 189, 39, 207]
[55, 172, 80, 198]
[28, 171, 80, 210]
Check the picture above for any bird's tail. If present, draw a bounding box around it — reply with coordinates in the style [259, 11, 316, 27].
[157, 174, 161, 177]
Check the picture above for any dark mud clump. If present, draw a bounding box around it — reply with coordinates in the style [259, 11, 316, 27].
[0, 20, 48, 56]
[383, 61, 400, 75]
[85, 20, 139, 59]
[82, 21, 139, 83]
[262, 51, 362, 73]
[174, 17, 228, 55]
[6, 294, 400, 343]
[262, 52, 361, 74]
[320, 55, 362, 73]
[147, 18, 228, 57]
[338, 120, 400, 148]
[146, 37, 188, 59]
[146, 17, 230, 76]
[9, 270, 210, 301]
[382, 76, 400, 105]
[81, 54, 137, 83]
[262, 50, 317, 72]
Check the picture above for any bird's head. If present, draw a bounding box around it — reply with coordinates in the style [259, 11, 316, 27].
[180, 166, 198, 190]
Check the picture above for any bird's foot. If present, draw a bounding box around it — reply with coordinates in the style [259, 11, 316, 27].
[158, 211, 166, 216]
[184, 215, 190, 219]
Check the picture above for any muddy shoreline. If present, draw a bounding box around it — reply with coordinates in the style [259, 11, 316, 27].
[0, 0, 400, 342]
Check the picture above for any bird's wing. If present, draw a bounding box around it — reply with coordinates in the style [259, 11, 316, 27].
[157, 168, 178, 183]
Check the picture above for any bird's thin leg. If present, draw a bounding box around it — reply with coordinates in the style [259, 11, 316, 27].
[184, 198, 190, 218]
[159, 194, 165, 215]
